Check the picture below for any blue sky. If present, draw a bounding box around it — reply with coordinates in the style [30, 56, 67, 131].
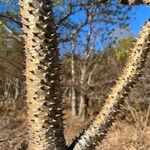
[0, 2, 150, 54]
[130, 5, 150, 34]
[0, 3, 150, 36]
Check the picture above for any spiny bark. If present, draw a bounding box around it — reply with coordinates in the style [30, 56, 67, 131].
[71, 20, 150, 150]
[19, 0, 66, 150]
[120, 0, 150, 4]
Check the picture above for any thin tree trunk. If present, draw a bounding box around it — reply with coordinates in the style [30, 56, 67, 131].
[78, 24, 93, 120]
[78, 94, 86, 120]
[87, 64, 98, 86]
[4, 78, 11, 99]
[14, 78, 19, 100]
[78, 64, 86, 120]
[19, 0, 66, 149]
[71, 52, 77, 116]
[71, 40, 77, 116]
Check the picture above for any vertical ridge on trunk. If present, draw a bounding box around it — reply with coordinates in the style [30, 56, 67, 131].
[19, 0, 66, 149]
[71, 20, 150, 150]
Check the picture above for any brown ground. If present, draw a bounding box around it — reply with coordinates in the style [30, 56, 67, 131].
[0, 100, 150, 150]
[64, 108, 150, 150]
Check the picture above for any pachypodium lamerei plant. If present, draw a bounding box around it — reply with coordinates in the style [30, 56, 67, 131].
[19, 0, 150, 150]
[19, 0, 66, 149]
[70, 19, 150, 150]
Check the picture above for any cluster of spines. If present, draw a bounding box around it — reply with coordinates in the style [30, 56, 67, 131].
[19, 0, 66, 149]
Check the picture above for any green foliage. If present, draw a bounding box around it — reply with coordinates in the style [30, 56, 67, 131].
[113, 37, 134, 64]
[54, 0, 64, 5]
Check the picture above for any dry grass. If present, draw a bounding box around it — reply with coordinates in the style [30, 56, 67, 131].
[64, 109, 89, 145]
[64, 107, 150, 150]
[0, 99, 27, 150]
[0, 100, 149, 150]
[97, 121, 150, 150]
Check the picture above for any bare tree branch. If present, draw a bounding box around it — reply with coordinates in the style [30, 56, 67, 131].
[0, 14, 22, 27]
[0, 21, 22, 42]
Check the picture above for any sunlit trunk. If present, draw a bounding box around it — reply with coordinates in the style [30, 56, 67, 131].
[19, 0, 66, 149]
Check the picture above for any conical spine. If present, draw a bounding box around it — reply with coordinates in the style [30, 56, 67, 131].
[71, 20, 150, 150]
[19, 0, 66, 149]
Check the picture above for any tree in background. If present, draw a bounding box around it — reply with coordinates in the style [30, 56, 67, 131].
[0, 0, 133, 119]
[0, 21, 24, 101]
[56, 0, 132, 119]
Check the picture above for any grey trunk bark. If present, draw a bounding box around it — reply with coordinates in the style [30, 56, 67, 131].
[78, 64, 86, 120]
[71, 41, 77, 116]
[4, 78, 11, 98]
[14, 78, 19, 100]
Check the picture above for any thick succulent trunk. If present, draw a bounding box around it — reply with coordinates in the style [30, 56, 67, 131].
[19, 0, 66, 149]
[71, 20, 150, 150]
[120, 0, 150, 4]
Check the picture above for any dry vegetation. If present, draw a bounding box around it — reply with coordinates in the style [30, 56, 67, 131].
[0, 51, 149, 150]
[0, 100, 27, 150]
[64, 107, 150, 150]
[0, 102, 149, 150]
